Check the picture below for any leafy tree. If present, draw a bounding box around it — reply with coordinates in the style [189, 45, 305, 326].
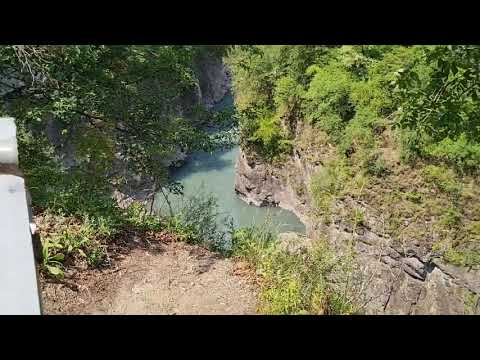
[395, 45, 480, 172]
[0, 45, 224, 213]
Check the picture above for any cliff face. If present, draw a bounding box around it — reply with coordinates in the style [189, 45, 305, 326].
[235, 147, 312, 230]
[235, 125, 480, 315]
[194, 53, 232, 110]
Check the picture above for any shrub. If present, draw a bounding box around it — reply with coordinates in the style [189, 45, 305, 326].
[439, 206, 462, 227]
[38, 213, 113, 278]
[310, 160, 350, 207]
[231, 226, 358, 314]
[274, 76, 304, 109]
[304, 64, 355, 136]
[365, 153, 389, 177]
[247, 110, 292, 159]
[163, 191, 233, 253]
[422, 165, 462, 196]
[425, 134, 480, 172]
[395, 45, 480, 173]
[405, 191, 422, 204]
[444, 248, 480, 268]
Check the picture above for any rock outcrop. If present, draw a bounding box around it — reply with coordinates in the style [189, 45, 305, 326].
[194, 53, 232, 110]
[234, 135, 480, 315]
[235, 148, 313, 230]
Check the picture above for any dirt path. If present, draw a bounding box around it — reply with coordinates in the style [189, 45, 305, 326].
[41, 241, 258, 315]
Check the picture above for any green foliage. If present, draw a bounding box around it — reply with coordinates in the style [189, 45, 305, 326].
[2, 45, 237, 278]
[16, 123, 122, 226]
[352, 208, 365, 227]
[73, 127, 115, 175]
[439, 206, 462, 227]
[230, 225, 277, 265]
[339, 116, 376, 159]
[464, 292, 480, 314]
[432, 226, 480, 268]
[274, 75, 305, 109]
[365, 152, 389, 177]
[231, 226, 357, 314]
[228, 44, 480, 282]
[339, 45, 372, 80]
[230, 45, 480, 175]
[229, 45, 480, 276]
[225, 46, 274, 112]
[123, 202, 162, 232]
[424, 134, 480, 172]
[41, 239, 66, 278]
[405, 191, 422, 204]
[422, 165, 462, 196]
[163, 192, 234, 253]
[395, 45, 480, 172]
[87, 246, 107, 267]
[3, 45, 224, 208]
[304, 64, 355, 136]
[247, 110, 292, 159]
[39, 213, 106, 277]
[443, 248, 480, 268]
[227, 46, 331, 159]
[228, 45, 418, 169]
[38, 199, 164, 279]
[310, 160, 350, 208]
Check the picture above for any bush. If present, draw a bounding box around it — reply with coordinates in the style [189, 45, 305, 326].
[274, 75, 304, 109]
[231, 226, 358, 314]
[365, 152, 389, 177]
[304, 64, 355, 136]
[339, 118, 376, 157]
[444, 248, 480, 268]
[422, 165, 462, 196]
[247, 109, 292, 159]
[425, 134, 480, 172]
[395, 45, 480, 173]
[230, 226, 277, 265]
[310, 159, 350, 211]
[405, 191, 422, 204]
[163, 191, 234, 253]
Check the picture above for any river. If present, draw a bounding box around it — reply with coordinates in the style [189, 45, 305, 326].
[155, 94, 305, 235]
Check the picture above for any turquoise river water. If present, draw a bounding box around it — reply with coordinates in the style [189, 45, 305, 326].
[155, 94, 305, 234]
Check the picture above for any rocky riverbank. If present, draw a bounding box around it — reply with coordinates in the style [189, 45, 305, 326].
[234, 125, 480, 315]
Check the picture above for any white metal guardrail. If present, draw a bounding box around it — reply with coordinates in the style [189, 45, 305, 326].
[0, 117, 41, 315]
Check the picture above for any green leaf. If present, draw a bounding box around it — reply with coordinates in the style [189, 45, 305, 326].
[45, 265, 64, 278]
[472, 91, 479, 102]
[51, 253, 65, 262]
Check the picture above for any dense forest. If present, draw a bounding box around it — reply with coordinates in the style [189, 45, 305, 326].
[1, 45, 479, 314]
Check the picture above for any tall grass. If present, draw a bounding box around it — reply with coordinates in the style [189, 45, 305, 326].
[231, 224, 360, 315]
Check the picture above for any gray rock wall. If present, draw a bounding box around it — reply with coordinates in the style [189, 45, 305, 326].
[234, 146, 480, 314]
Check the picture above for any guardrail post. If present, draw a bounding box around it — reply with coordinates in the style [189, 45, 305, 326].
[0, 117, 42, 315]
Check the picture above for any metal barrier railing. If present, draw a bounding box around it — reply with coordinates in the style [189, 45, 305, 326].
[0, 117, 41, 315]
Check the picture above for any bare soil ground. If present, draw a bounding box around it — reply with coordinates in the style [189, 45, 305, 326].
[40, 240, 259, 315]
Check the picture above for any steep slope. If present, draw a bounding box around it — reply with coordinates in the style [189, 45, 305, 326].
[229, 45, 480, 314]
